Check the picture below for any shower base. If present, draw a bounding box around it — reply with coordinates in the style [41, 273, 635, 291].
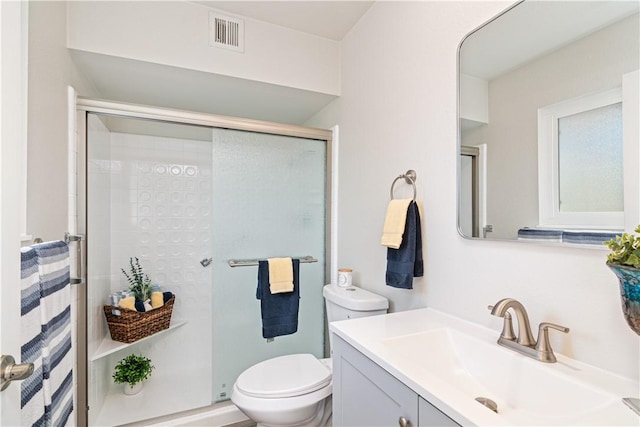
[123, 401, 252, 427]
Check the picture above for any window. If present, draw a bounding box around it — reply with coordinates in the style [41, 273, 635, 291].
[538, 88, 623, 229]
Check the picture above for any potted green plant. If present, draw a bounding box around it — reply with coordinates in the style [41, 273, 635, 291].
[605, 226, 640, 335]
[112, 353, 154, 395]
[121, 257, 153, 302]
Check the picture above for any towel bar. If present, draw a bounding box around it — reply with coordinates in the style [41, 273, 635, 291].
[390, 169, 417, 200]
[228, 256, 317, 267]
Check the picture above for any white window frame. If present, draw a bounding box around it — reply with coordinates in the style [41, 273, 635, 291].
[537, 87, 623, 230]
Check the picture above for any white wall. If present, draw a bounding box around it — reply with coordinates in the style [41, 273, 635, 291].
[27, 1, 97, 241]
[66, 1, 340, 96]
[307, 1, 639, 380]
[459, 73, 488, 124]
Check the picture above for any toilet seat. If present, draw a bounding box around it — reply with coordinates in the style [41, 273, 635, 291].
[235, 354, 331, 399]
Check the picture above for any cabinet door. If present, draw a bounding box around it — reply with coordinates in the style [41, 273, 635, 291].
[418, 397, 460, 427]
[333, 335, 418, 427]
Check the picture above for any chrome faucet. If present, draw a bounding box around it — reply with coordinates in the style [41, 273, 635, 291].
[489, 298, 569, 363]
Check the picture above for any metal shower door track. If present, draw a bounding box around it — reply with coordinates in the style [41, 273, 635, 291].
[76, 98, 333, 142]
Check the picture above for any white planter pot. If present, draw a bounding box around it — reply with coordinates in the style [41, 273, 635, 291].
[123, 382, 143, 395]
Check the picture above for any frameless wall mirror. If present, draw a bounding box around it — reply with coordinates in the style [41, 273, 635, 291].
[457, 0, 639, 246]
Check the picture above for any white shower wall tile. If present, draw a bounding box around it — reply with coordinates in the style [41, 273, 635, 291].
[105, 132, 214, 419]
[109, 131, 212, 298]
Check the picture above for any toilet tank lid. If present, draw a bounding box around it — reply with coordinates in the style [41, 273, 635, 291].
[323, 285, 389, 311]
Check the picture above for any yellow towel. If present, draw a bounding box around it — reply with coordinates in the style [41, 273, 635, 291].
[151, 292, 164, 309]
[381, 199, 412, 249]
[268, 257, 294, 294]
[118, 296, 136, 311]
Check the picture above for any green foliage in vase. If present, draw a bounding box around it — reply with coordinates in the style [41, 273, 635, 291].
[605, 225, 640, 269]
[112, 353, 154, 387]
[121, 257, 153, 301]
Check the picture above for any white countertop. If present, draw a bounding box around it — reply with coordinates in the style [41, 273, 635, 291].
[329, 308, 640, 426]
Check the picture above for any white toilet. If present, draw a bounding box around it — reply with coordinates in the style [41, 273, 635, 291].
[231, 284, 389, 427]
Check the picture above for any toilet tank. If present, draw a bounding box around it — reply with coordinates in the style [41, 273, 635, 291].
[323, 284, 389, 323]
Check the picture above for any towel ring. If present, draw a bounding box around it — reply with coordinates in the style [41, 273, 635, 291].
[390, 169, 417, 201]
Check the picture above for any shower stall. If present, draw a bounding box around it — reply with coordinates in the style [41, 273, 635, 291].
[76, 99, 332, 426]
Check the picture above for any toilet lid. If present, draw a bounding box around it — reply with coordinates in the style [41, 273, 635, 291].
[236, 354, 331, 398]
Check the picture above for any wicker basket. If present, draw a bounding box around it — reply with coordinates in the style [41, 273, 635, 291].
[104, 296, 175, 343]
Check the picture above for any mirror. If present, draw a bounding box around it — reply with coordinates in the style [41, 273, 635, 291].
[457, 0, 639, 245]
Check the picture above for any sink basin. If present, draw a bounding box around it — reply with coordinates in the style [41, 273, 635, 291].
[382, 328, 617, 423]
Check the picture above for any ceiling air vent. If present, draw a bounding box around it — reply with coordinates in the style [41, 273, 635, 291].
[209, 12, 244, 53]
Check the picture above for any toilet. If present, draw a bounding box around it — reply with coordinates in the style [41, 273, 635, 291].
[231, 284, 389, 427]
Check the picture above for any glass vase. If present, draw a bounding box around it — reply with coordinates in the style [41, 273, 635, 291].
[607, 263, 640, 335]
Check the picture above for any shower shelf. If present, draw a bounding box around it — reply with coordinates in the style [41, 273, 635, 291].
[90, 320, 187, 361]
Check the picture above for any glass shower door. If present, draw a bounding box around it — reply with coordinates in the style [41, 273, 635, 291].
[211, 128, 327, 401]
[86, 113, 214, 425]
[84, 109, 329, 425]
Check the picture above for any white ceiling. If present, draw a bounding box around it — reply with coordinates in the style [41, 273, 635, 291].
[461, 1, 640, 80]
[191, 1, 374, 41]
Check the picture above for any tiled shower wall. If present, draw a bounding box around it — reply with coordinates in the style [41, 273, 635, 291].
[106, 131, 213, 422]
[87, 123, 214, 424]
[108, 132, 213, 295]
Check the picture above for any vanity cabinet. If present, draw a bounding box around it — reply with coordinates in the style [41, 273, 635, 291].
[418, 397, 459, 427]
[332, 335, 459, 427]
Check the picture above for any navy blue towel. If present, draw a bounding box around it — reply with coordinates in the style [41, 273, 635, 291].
[256, 259, 300, 339]
[386, 201, 423, 289]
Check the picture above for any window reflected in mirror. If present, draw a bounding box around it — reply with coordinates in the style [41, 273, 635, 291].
[538, 88, 624, 229]
[558, 103, 623, 213]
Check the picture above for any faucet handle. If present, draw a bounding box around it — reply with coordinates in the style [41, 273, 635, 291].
[488, 305, 516, 341]
[535, 322, 570, 363]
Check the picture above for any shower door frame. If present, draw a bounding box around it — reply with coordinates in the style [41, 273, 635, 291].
[74, 97, 334, 427]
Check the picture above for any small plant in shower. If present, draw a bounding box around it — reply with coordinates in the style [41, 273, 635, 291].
[113, 353, 154, 395]
[121, 257, 153, 301]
